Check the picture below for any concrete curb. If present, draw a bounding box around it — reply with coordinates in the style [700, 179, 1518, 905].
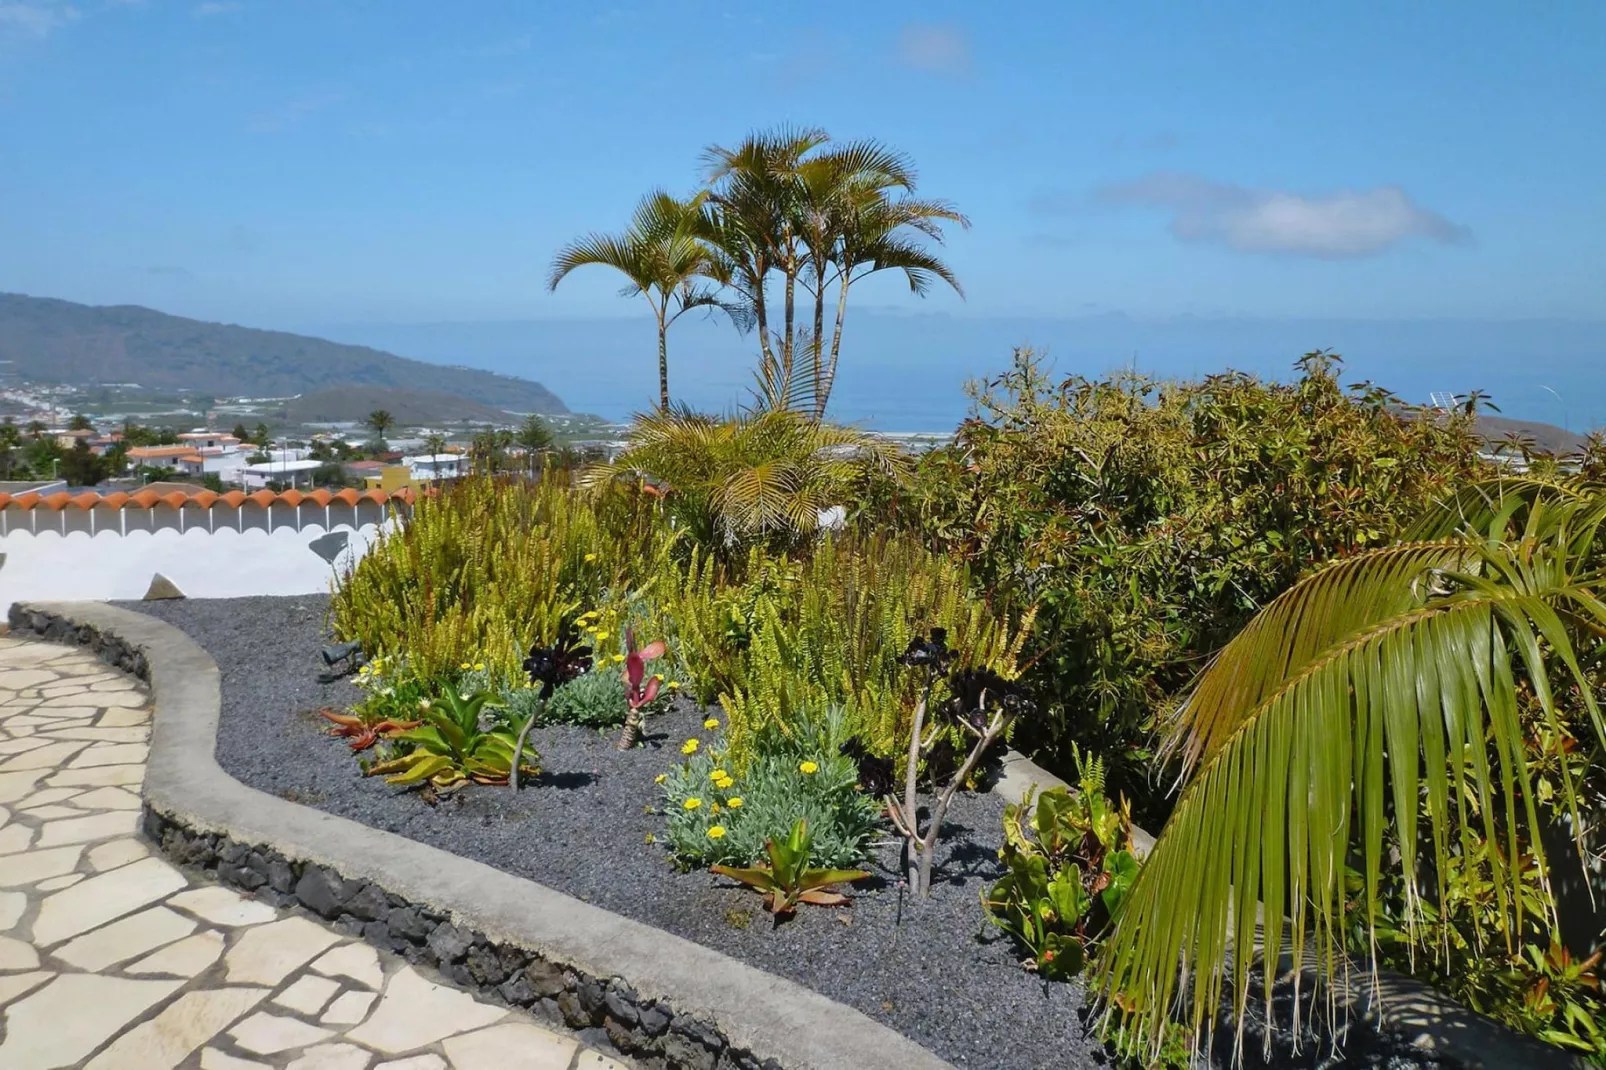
[10, 600, 954, 1070]
[992, 749, 1586, 1070]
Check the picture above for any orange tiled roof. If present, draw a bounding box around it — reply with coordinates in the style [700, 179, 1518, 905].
[126, 445, 195, 459]
[0, 487, 414, 511]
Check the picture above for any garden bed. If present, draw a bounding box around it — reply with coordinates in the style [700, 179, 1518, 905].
[124, 594, 1475, 1070]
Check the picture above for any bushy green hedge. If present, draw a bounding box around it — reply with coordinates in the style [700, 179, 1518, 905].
[904, 350, 1490, 807]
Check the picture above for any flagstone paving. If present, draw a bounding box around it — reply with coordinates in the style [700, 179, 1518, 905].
[0, 634, 630, 1070]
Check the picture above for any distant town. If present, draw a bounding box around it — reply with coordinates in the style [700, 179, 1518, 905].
[0, 373, 632, 496]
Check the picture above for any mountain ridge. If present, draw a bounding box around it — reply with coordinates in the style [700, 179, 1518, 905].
[0, 293, 567, 414]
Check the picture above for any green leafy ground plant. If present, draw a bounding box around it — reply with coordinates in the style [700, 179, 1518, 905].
[984, 755, 1138, 979]
[711, 818, 869, 916]
[366, 681, 539, 789]
[661, 708, 880, 870]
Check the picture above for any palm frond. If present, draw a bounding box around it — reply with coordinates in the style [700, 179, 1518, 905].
[1098, 513, 1606, 1063]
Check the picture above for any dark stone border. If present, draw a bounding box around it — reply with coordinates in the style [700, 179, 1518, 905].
[8, 601, 953, 1070]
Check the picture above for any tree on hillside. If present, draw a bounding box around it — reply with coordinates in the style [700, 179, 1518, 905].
[549, 191, 734, 411]
[0, 420, 20, 479]
[67, 413, 93, 431]
[515, 415, 552, 473]
[470, 427, 513, 474]
[366, 410, 394, 445]
[232, 422, 249, 441]
[24, 419, 46, 440]
[422, 434, 447, 459]
[58, 440, 105, 486]
[253, 422, 271, 446]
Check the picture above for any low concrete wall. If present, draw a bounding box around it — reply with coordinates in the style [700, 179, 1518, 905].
[0, 499, 393, 603]
[9, 600, 953, 1070]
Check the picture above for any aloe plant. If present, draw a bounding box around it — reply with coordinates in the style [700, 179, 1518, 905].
[712, 818, 868, 916]
[367, 682, 538, 789]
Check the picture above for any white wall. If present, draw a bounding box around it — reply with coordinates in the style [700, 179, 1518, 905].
[0, 502, 396, 604]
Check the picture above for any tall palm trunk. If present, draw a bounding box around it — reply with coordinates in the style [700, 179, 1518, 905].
[650, 299, 670, 411]
[656, 323, 670, 411]
[781, 270, 797, 392]
[809, 256, 828, 417]
[819, 275, 853, 418]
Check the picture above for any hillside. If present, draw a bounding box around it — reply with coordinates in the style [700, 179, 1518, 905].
[0, 293, 567, 414]
[273, 386, 511, 426]
[1475, 413, 1591, 455]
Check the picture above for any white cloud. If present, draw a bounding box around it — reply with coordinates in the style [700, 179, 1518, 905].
[0, 1, 81, 37]
[896, 22, 970, 76]
[1093, 172, 1470, 258]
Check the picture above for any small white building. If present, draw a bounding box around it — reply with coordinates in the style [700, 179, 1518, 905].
[242, 458, 324, 490]
[402, 454, 467, 482]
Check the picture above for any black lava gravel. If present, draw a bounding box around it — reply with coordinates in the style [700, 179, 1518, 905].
[125, 596, 1463, 1070]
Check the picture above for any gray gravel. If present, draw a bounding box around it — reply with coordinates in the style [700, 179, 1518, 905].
[125, 596, 1467, 1070]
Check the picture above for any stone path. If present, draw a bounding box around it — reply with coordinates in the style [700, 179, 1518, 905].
[0, 634, 629, 1070]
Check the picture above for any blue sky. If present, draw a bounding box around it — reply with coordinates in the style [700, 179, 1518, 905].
[0, 1, 1603, 425]
[2, 0, 1601, 324]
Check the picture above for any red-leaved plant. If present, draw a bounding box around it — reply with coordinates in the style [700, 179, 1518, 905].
[617, 626, 666, 750]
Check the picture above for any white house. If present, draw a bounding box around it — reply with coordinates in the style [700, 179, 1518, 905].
[242, 458, 324, 490]
[402, 454, 467, 482]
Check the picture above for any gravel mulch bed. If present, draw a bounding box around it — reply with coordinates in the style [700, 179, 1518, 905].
[125, 596, 1462, 1070]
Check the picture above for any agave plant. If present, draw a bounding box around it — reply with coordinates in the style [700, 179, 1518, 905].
[368, 682, 539, 789]
[1095, 478, 1606, 1061]
[712, 818, 869, 916]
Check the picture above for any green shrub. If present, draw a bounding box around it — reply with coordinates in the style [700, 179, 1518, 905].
[586, 407, 908, 558]
[331, 473, 668, 686]
[645, 534, 1034, 768]
[545, 668, 629, 727]
[908, 348, 1489, 803]
[661, 708, 881, 870]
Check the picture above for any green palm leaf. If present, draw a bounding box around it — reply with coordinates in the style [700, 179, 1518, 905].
[1098, 495, 1606, 1062]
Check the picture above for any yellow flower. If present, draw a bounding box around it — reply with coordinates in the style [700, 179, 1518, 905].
[458, 662, 470, 670]
[594, 630, 610, 642]
[703, 717, 720, 730]
[799, 761, 819, 775]
[726, 797, 743, 808]
[584, 552, 598, 563]
[709, 769, 727, 781]
[707, 825, 727, 839]
[611, 653, 626, 664]
[715, 776, 734, 790]
[683, 797, 702, 810]
[668, 681, 682, 691]
[473, 663, 485, 672]
[710, 802, 722, 814]
[681, 739, 699, 755]
[654, 773, 667, 785]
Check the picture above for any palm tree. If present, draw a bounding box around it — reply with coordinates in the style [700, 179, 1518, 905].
[422, 434, 447, 458]
[367, 410, 395, 444]
[699, 128, 967, 417]
[699, 126, 831, 403]
[1095, 478, 1606, 1061]
[811, 188, 967, 417]
[549, 191, 729, 411]
[585, 405, 908, 555]
[24, 419, 46, 440]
